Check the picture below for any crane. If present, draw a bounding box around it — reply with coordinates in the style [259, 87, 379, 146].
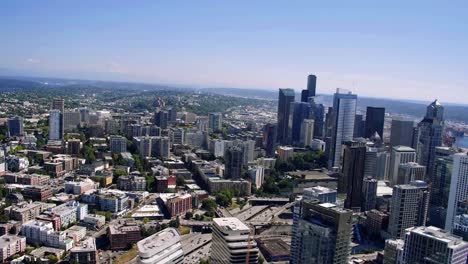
[245, 226, 255, 263]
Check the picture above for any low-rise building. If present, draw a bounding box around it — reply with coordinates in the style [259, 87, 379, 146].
[4, 202, 55, 223]
[117, 174, 146, 191]
[80, 214, 106, 231]
[107, 219, 141, 250]
[69, 236, 98, 264]
[21, 220, 73, 250]
[365, 209, 389, 238]
[158, 193, 192, 218]
[3, 173, 50, 185]
[0, 235, 26, 262]
[65, 225, 87, 243]
[65, 179, 98, 195]
[22, 186, 53, 201]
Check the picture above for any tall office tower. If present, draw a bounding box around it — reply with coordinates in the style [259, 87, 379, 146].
[364, 107, 385, 139]
[196, 116, 209, 132]
[300, 119, 314, 147]
[290, 102, 312, 144]
[301, 74, 317, 102]
[376, 151, 390, 180]
[208, 112, 223, 132]
[365, 147, 378, 177]
[154, 109, 169, 129]
[309, 97, 325, 139]
[389, 146, 416, 185]
[79, 107, 90, 124]
[415, 100, 444, 176]
[429, 147, 455, 228]
[445, 152, 468, 232]
[63, 111, 81, 131]
[211, 217, 258, 264]
[396, 162, 426, 185]
[276, 88, 295, 144]
[388, 181, 430, 239]
[291, 198, 353, 264]
[362, 176, 378, 212]
[353, 114, 365, 138]
[224, 146, 244, 179]
[262, 123, 277, 157]
[329, 89, 357, 168]
[402, 226, 468, 264]
[48, 109, 62, 140]
[341, 141, 366, 212]
[7, 117, 23, 137]
[242, 140, 255, 164]
[136, 227, 184, 264]
[109, 135, 127, 154]
[390, 119, 415, 147]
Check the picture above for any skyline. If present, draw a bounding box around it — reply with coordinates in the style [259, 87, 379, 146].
[1, 1, 468, 103]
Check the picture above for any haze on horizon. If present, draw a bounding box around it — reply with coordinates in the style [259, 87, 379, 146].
[1, 1, 467, 104]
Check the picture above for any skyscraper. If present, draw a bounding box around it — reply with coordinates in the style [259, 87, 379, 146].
[48, 109, 62, 141]
[353, 114, 365, 138]
[308, 97, 325, 139]
[390, 119, 415, 147]
[341, 141, 366, 212]
[224, 146, 244, 179]
[362, 176, 378, 212]
[402, 226, 468, 264]
[300, 119, 314, 147]
[290, 102, 312, 144]
[445, 152, 468, 232]
[109, 135, 127, 154]
[52, 97, 65, 139]
[208, 112, 223, 132]
[291, 197, 352, 264]
[396, 162, 426, 185]
[7, 117, 23, 137]
[415, 100, 444, 176]
[364, 107, 385, 139]
[277, 88, 295, 144]
[301, 74, 317, 102]
[211, 217, 258, 264]
[154, 109, 169, 129]
[388, 181, 430, 239]
[429, 147, 455, 228]
[329, 89, 357, 168]
[262, 123, 277, 157]
[388, 146, 416, 185]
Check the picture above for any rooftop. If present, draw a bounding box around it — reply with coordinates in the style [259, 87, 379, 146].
[137, 228, 181, 256]
[407, 226, 467, 248]
[213, 217, 250, 232]
[0, 235, 25, 248]
[392, 145, 415, 152]
[70, 237, 97, 252]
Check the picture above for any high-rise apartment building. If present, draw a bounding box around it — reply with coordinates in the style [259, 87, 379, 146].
[208, 112, 223, 132]
[362, 176, 378, 212]
[136, 228, 184, 264]
[445, 152, 468, 232]
[364, 107, 385, 139]
[48, 109, 63, 140]
[154, 109, 169, 129]
[390, 119, 415, 147]
[396, 162, 426, 185]
[277, 88, 295, 144]
[291, 198, 353, 264]
[329, 89, 357, 168]
[63, 111, 81, 131]
[224, 146, 244, 179]
[389, 146, 416, 185]
[388, 181, 430, 239]
[402, 226, 468, 264]
[300, 119, 314, 147]
[109, 135, 127, 154]
[211, 217, 258, 264]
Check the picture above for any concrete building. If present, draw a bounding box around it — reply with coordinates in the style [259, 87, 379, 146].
[63, 111, 81, 131]
[4, 173, 50, 185]
[109, 135, 127, 153]
[158, 193, 192, 217]
[249, 166, 265, 189]
[396, 162, 425, 185]
[49, 201, 88, 228]
[65, 178, 98, 195]
[362, 176, 378, 212]
[5, 202, 55, 224]
[403, 226, 468, 264]
[277, 146, 294, 162]
[291, 198, 353, 264]
[388, 181, 430, 239]
[389, 146, 416, 185]
[21, 220, 73, 250]
[365, 209, 388, 238]
[81, 214, 106, 231]
[300, 119, 314, 147]
[69, 237, 98, 264]
[310, 139, 326, 152]
[117, 175, 146, 191]
[0, 235, 26, 262]
[303, 186, 337, 204]
[22, 186, 53, 202]
[383, 239, 404, 264]
[329, 88, 357, 168]
[446, 152, 468, 232]
[136, 228, 184, 264]
[211, 217, 258, 264]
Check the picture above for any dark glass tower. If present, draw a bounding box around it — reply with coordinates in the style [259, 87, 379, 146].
[301, 74, 317, 102]
[277, 88, 295, 144]
[262, 123, 277, 157]
[365, 107, 385, 139]
[289, 102, 313, 145]
[341, 141, 366, 212]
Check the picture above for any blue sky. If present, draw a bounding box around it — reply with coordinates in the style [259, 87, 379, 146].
[1, 1, 467, 103]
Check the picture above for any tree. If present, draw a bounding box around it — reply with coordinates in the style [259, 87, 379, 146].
[184, 211, 193, 220]
[216, 190, 233, 207]
[258, 255, 265, 264]
[142, 217, 150, 224]
[176, 176, 185, 187]
[45, 254, 58, 264]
